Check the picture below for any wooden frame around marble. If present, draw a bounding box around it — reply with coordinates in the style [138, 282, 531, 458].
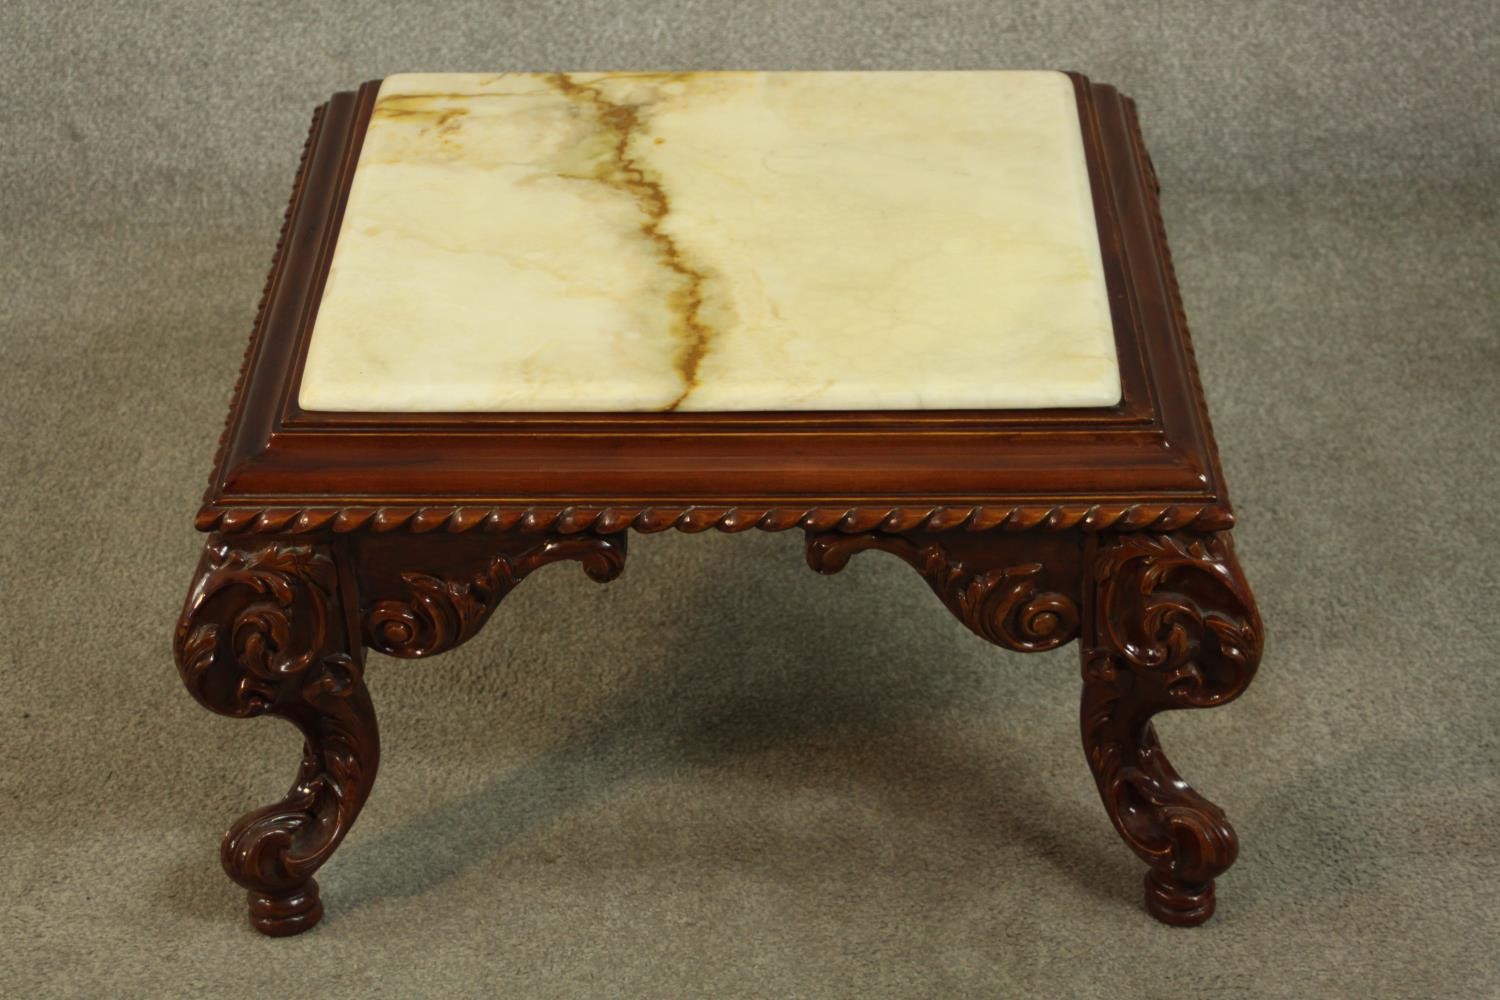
[175, 73, 1261, 937]
[202, 74, 1229, 521]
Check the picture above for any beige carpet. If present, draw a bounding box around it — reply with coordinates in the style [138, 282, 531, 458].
[2, 2, 1497, 997]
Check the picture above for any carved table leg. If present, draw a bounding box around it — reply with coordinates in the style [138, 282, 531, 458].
[174, 537, 376, 936]
[173, 528, 626, 935]
[1080, 532, 1262, 925]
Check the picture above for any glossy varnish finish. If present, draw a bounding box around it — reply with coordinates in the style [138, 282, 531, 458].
[200, 74, 1228, 520]
[174, 73, 1262, 936]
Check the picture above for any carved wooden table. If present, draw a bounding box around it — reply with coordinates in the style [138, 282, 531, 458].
[174, 72, 1262, 936]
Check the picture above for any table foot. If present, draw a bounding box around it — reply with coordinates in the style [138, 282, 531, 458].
[248, 882, 324, 936]
[1144, 871, 1215, 926]
[1080, 532, 1262, 926]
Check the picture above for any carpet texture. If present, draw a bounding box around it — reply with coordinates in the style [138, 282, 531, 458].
[2, 2, 1496, 997]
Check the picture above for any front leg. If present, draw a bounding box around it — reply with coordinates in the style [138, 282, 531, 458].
[174, 537, 376, 936]
[1081, 532, 1262, 925]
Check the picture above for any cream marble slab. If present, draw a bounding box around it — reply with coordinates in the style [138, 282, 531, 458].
[299, 71, 1120, 412]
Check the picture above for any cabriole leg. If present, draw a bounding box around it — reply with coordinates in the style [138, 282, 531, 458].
[1080, 532, 1262, 925]
[174, 537, 377, 936]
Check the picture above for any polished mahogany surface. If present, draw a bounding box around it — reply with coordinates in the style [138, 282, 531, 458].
[174, 74, 1261, 937]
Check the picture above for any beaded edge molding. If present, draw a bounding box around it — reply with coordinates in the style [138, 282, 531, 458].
[195, 503, 1234, 535]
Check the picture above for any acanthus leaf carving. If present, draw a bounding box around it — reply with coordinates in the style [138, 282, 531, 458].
[805, 531, 1080, 652]
[1080, 531, 1262, 925]
[364, 533, 628, 658]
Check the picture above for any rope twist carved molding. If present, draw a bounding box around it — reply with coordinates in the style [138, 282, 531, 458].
[197, 501, 1233, 537]
[1080, 531, 1262, 925]
[363, 533, 627, 658]
[805, 531, 1080, 652]
[173, 538, 378, 936]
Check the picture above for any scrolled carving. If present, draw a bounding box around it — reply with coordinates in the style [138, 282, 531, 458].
[364, 533, 628, 658]
[173, 537, 377, 936]
[1080, 531, 1262, 925]
[176, 542, 347, 712]
[806, 532, 1079, 652]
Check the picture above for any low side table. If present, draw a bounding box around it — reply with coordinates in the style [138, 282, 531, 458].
[174, 71, 1262, 936]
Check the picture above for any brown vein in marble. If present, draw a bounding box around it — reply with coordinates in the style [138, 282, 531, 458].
[545, 73, 713, 410]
